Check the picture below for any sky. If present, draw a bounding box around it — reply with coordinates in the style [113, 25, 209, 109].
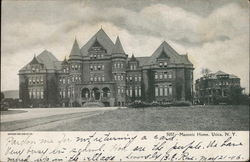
[1, 0, 249, 93]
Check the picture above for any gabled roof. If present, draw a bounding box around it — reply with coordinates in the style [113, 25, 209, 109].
[30, 55, 40, 64]
[69, 39, 81, 57]
[80, 28, 115, 56]
[19, 50, 58, 71]
[158, 50, 169, 59]
[36, 50, 58, 69]
[215, 70, 228, 76]
[112, 36, 125, 54]
[149, 41, 192, 65]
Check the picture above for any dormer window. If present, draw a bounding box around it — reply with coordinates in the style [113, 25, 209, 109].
[164, 62, 167, 66]
[159, 62, 163, 67]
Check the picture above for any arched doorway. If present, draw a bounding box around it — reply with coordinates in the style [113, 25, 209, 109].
[92, 88, 100, 100]
[102, 87, 110, 98]
[82, 88, 90, 99]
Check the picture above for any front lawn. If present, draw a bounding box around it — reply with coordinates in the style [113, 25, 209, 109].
[48, 105, 249, 131]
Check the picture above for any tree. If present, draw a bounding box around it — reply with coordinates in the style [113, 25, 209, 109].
[228, 86, 248, 105]
[201, 68, 212, 77]
[1, 92, 4, 101]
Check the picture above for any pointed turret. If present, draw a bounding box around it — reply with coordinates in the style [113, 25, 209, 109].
[130, 53, 137, 61]
[62, 56, 68, 64]
[112, 36, 125, 54]
[30, 54, 40, 64]
[69, 38, 82, 60]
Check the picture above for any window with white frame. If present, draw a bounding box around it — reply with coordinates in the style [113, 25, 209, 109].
[159, 86, 163, 96]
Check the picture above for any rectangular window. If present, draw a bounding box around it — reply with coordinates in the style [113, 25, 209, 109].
[135, 76, 137, 82]
[135, 87, 138, 97]
[168, 73, 172, 79]
[138, 76, 141, 82]
[169, 86, 172, 95]
[164, 86, 168, 96]
[159, 87, 163, 96]
[159, 74, 163, 79]
[155, 87, 158, 97]
[129, 87, 133, 97]
[155, 73, 158, 79]
[41, 90, 44, 99]
[102, 75, 105, 81]
[139, 87, 141, 96]
[118, 86, 120, 94]
[164, 72, 168, 79]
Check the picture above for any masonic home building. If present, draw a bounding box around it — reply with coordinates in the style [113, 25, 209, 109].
[19, 29, 194, 107]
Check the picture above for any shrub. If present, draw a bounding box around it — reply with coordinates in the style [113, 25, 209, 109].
[172, 101, 192, 106]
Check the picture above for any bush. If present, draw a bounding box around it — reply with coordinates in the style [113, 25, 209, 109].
[172, 101, 192, 106]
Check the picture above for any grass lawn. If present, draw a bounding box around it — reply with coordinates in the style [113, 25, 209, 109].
[47, 105, 249, 131]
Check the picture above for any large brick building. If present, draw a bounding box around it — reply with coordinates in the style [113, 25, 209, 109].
[19, 29, 194, 107]
[195, 71, 241, 104]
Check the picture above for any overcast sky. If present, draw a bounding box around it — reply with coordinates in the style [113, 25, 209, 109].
[1, 0, 249, 93]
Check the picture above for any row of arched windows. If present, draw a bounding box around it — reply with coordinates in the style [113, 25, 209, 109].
[114, 62, 124, 69]
[114, 74, 124, 81]
[59, 75, 81, 84]
[90, 75, 105, 82]
[90, 64, 104, 71]
[29, 89, 44, 99]
[126, 75, 142, 82]
[155, 85, 172, 97]
[29, 76, 43, 85]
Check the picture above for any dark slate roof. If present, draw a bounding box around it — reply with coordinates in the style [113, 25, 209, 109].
[36, 50, 58, 69]
[62, 57, 68, 65]
[130, 54, 137, 61]
[80, 28, 115, 56]
[112, 36, 125, 54]
[20, 50, 59, 71]
[136, 57, 151, 66]
[149, 41, 192, 65]
[69, 39, 81, 57]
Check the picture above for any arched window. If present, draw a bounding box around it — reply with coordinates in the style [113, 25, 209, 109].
[102, 75, 105, 81]
[118, 75, 120, 81]
[138, 76, 141, 82]
[121, 75, 123, 81]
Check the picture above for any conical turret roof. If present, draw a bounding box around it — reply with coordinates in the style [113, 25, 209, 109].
[112, 36, 125, 54]
[62, 56, 68, 64]
[69, 38, 81, 59]
[130, 54, 137, 61]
